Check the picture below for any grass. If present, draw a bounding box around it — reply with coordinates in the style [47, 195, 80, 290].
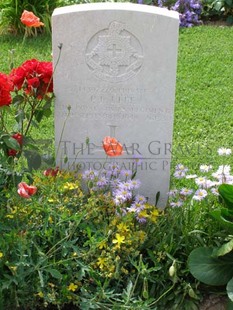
[1, 26, 233, 172]
[174, 25, 233, 171]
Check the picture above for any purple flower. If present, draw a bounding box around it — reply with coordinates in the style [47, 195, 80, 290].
[136, 216, 147, 224]
[168, 189, 178, 197]
[193, 189, 208, 201]
[175, 163, 188, 172]
[82, 169, 98, 181]
[180, 188, 193, 196]
[174, 170, 186, 179]
[128, 202, 145, 213]
[110, 178, 121, 190]
[113, 188, 132, 205]
[97, 176, 108, 188]
[135, 194, 147, 204]
[129, 179, 141, 190]
[170, 201, 183, 207]
[107, 162, 121, 177]
[120, 169, 132, 179]
[132, 154, 143, 168]
[171, 0, 202, 27]
[119, 181, 134, 191]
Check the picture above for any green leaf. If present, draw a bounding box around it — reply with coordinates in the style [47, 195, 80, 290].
[34, 109, 44, 123]
[24, 150, 42, 171]
[30, 119, 39, 129]
[225, 0, 232, 6]
[210, 209, 233, 231]
[12, 95, 24, 105]
[155, 191, 160, 206]
[226, 16, 233, 24]
[188, 247, 233, 286]
[47, 269, 62, 280]
[213, 0, 224, 11]
[2, 136, 20, 150]
[213, 239, 233, 257]
[43, 108, 52, 118]
[227, 278, 233, 302]
[64, 155, 68, 164]
[219, 184, 233, 209]
[15, 109, 25, 123]
[227, 298, 233, 310]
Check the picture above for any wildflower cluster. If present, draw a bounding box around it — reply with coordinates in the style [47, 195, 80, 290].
[153, 0, 202, 27]
[169, 148, 232, 206]
[82, 163, 157, 224]
[0, 167, 161, 308]
[171, 0, 202, 27]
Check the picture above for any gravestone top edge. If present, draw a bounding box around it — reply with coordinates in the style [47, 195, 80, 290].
[52, 3, 179, 20]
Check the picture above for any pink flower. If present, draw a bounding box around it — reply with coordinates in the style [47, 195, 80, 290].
[18, 182, 37, 198]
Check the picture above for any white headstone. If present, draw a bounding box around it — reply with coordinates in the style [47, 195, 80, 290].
[52, 3, 179, 206]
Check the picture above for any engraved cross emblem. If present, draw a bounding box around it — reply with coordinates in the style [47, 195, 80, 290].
[108, 44, 122, 58]
[86, 21, 144, 83]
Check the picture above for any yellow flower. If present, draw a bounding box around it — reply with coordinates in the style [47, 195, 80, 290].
[6, 214, 14, 219]
[67, 283, 78, 292]
[150, 209, 159, 222]
[137, 231, 147, 242]
[63, 182, 79, 190]
[138, 210, 149, 218]
[96, 257, 107, 270]
[112, 233, 125, 249]
[37, 291, 44, 298]
[0, 252, 3, 258]
[98, 240, 107, 250]
[117, 223, 129, 233]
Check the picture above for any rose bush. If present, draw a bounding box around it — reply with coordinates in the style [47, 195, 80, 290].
[0, 73, 12, 107]
[0, 58, 54, 191]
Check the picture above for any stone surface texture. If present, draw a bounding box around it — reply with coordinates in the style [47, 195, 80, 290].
[52, 3, 179, 206]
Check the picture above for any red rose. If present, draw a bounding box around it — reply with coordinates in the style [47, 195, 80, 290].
[21, 59, 38, 73]
[20, 10, 44, 28]
[9, 67, 26, 91]
[10, 59, 53, 98]
[0, 73, 12, 107]
[37, 61, 53, 93]
[103, 136, 123, 157]
[18, 182, 37, 198]
[7, 133, 23, 157]
[12, 133, 23, 145]
[27, 77, 40, 90]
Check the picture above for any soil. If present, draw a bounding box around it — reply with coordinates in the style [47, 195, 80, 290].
[199, 295, 228, 310]
[202, 17, 233, 27]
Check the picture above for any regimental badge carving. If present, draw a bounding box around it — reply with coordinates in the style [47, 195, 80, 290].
[85, 21, 143, 83]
